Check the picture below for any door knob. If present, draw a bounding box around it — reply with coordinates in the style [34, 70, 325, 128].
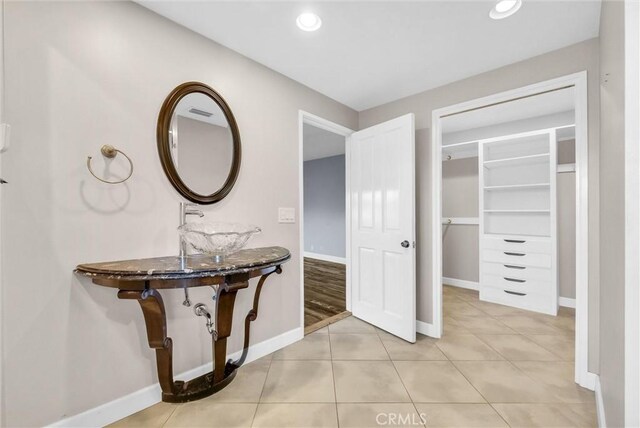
[401, 240, 410, 248]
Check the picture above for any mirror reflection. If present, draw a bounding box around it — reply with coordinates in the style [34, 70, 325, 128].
[169, 92, 233, 196]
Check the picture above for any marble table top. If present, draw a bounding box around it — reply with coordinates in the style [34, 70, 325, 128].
[75, 246, 290, 281]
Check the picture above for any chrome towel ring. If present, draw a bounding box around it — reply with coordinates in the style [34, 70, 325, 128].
[87, 145, 133, 184]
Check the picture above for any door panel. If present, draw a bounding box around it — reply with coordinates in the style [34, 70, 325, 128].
[349, 114, 416, 342]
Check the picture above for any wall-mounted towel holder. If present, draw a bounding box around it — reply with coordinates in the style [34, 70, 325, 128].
[87, 145, 133, 184]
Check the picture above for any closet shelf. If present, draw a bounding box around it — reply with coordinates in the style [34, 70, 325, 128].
[484, 183, 550, 191]
[483, 209, 550, 213]
[442, 140, 478, 161]
[483, 153, 550, 169]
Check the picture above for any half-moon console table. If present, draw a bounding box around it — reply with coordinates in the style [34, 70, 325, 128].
[75, 246, 290, 403]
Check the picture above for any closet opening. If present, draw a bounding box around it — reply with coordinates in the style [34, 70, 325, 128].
[298, 112, 354, 334]
[431, 73, 593, 390]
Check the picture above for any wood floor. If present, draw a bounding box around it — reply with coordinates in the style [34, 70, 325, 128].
[304, 257, 346, 328]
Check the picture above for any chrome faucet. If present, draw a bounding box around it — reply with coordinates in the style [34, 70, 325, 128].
[179, 202, 204, 258]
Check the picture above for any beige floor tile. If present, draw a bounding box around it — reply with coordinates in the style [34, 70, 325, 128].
[476, 334, 559, 361]
[329, 317, 377, 334]
[333, 361, 411, 402]
[495, 315, 565, 335]
[261, 360, 335, 403]
[163, 402, 257, 428]
[466, 300, 531, 317]
[443, 287, 480, 303]
[492, 403, 597, 427]
[252, 403, 338, 428]
[443, 317, 471, 335]
[273, 334, 331, 360]
[203, 358, 270, 403]
[394, 361, 484, 403]
[513, 361, 595, 403]
[338, 403, 425, 427]
[453, 361, 558, 403]
[330, 333, 389, 360]
[526, 334, 575, 361]
[443, 301, 487, 317]
[447, 315, 515, 334]
[107, 402, 178, 427]
[311, 326, 329, 335]
[382, 335, 448, 361]
[435, 334, 504, 361]
[415, 403, 508, 428]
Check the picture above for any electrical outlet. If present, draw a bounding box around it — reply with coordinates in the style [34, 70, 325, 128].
[278, 207, 295, 224]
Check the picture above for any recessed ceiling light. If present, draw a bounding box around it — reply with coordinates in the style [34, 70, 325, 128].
[490, 0, 522, 19]
[296, 12, 322, 32]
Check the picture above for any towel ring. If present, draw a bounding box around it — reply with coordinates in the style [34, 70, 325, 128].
[87, 145, 134, 185]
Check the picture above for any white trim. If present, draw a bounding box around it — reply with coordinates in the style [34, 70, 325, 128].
[625, 1, 640, 426]
[416, 320, 437, 337]
[442, 277, 479, 291]
[298, 111, 354, 328]
[558, 296, 576, 309]
[47, 327, 303, 428]
[595, 375, 607, 428]
[557, 163, 576, 173]
[304, 252, 346, 265]
[431, 72, 590, 387]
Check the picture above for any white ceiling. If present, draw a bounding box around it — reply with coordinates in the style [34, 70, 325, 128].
[442, 87, 575, 133]
[303, 123, 345, 161]
[174, 92, 228, 127]
[138, 1, 601, 111]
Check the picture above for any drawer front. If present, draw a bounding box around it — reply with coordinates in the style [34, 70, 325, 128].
[480, 286, 554, 315]
[482, 236, 551, 254]
[483, 249, 552, 268]
[482, 274, 551, 295]
[482, 262, 552, 281]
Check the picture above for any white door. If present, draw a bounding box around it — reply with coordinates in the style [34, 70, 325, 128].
[349, 114, 416, 342]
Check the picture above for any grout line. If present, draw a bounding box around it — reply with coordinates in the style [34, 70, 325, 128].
[251, 354, 275, 427]
[159, 403, 181, 428]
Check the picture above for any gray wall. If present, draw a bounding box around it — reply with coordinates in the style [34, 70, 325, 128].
[359, 38, 600, 373]
[598, 1, 626, 426]
[304, 155, 346, 258]
[1, 2, 357, 426]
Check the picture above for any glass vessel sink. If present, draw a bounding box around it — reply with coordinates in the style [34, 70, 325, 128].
[178, 222, 261, 262]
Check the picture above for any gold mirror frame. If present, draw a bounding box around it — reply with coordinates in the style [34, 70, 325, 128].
[157, 82, 241, 205]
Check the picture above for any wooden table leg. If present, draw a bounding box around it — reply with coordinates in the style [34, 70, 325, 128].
[234, 266, 282, 367]
[118, 288, 178, 399]
[214, 286, 240, 383]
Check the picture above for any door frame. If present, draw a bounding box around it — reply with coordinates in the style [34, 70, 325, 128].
[298, 111, 354, 330]
[430, 71, 593, 389]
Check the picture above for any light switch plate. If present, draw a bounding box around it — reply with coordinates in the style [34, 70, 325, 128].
[278, 207, 295, 224]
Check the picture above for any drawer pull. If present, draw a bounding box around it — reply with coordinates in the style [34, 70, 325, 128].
[504, 290, 526, 296]
[504, 239, 526, 243]
[504, 277, 526, 283]
[504, 264, 526, 270]
[504, 252, 525, 257]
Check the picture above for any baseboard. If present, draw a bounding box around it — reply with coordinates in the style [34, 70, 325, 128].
[416, 320, 439, 338]
[304, 252, 346, 265]
[47, 326, 304, 428]
[595, 374, 607, 428]
[442, 277, 479, 291]
[559, 296, 576, 308]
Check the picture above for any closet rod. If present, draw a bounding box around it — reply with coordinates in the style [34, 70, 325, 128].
[442, 217, 479, 225]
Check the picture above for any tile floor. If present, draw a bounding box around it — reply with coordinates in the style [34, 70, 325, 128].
[110, 286, 595, 427]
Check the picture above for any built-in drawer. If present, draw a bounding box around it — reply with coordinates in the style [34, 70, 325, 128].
[480, 286, 554, 314]
[482, 262, 552, 281]
[483, 249, 552, 268]
[482, 274, 551, 295]
[482, 235, 551, 254]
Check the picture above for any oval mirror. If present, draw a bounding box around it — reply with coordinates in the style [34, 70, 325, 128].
[157, 82, 241, 204]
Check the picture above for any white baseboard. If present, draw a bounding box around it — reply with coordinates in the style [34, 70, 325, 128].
[304, 252, 346, 265]
[559, 296, 576, 308]
[595, 374, 607, 428]
[442, 277, 479, 291]
[47, 327, 304, 428]
[416, 320, 439, 338]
